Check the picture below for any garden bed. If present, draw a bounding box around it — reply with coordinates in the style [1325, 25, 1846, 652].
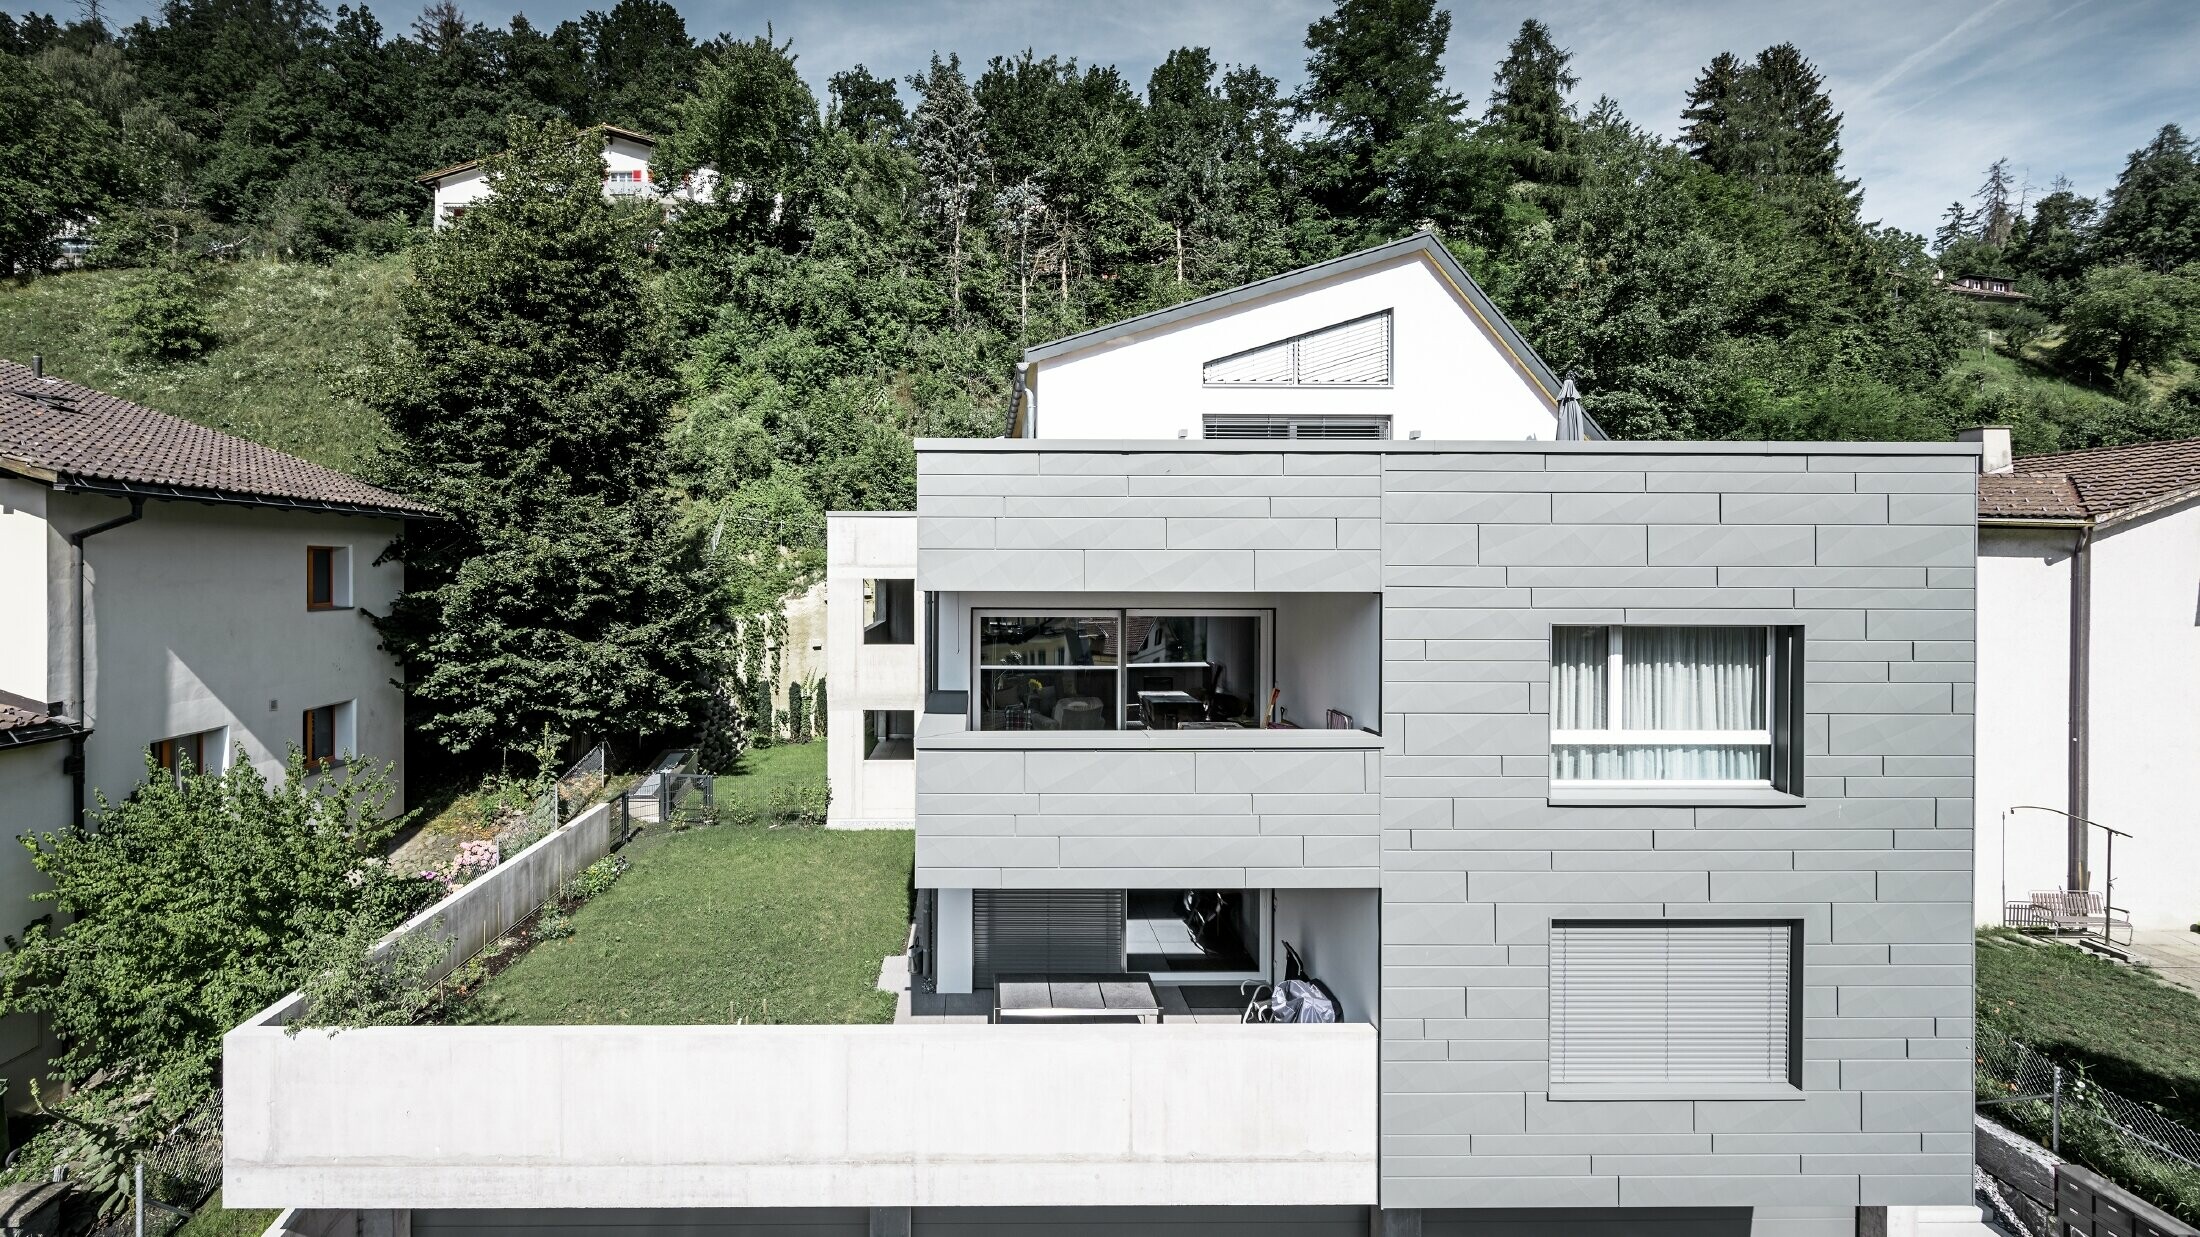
[446, 743, 913, 1026]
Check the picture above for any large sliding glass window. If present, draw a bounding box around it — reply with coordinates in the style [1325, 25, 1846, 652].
[1551, 626, 1779, 787]
[974, 609, 1268, 731]
[977, 614, 1120, 730]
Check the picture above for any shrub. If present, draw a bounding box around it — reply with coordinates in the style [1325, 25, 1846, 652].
[1, 753, 409, 1103]
[106, 268, 217, 362]
[289, 916, 448, 1032]
[559, 854, 628, 903]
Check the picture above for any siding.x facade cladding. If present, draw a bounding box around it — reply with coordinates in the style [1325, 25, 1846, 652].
[913, 440, 1977, 1232]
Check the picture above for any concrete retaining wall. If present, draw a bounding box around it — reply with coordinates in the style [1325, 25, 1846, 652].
[246, 801, 613, 1028]
[223, 1023, 1377, 1210]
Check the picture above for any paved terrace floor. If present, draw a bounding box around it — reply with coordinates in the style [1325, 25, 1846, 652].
[2128, 929, 2200, 998]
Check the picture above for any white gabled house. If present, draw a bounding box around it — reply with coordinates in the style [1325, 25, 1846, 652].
[0, 358, 433, 1107]
[418, 124, 719, 228]
[1970, 428, 2200, 937]
[1006, 232, 1601, 443]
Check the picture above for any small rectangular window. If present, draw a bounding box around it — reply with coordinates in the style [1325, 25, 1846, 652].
[302, 701, 354, 770]
[864, 710, 914, 760]
[1551, 625, 1800, 789]
[863, 578, 915, 645]
[150, 727, 224, 782]
[1550, 920, 1799, 1096]
[307, 546, 351, 610]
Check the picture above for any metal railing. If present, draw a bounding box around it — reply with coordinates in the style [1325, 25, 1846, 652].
[1977, 1024, 2200, 1222]
[83, 1092, 223, 1237]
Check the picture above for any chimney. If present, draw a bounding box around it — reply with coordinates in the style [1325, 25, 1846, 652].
[30, 354, 41, 380]
[1959, 425, 2013, 475]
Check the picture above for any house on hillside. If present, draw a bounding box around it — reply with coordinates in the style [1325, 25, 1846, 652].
[234, 236, 1991, 1237]
[1971, 428, 2200, 938]
[0, 357, 433, 1105]
[418, 124, 719, 228]
[1941, 272, 2029, 303]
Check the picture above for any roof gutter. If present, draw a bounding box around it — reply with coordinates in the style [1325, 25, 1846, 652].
[1977, 516, 2093, 529]
[66, 496, 142, 828]
[49, 475, 437, 520]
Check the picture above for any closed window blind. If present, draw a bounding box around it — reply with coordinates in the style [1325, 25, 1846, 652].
[1550, 921, 1795, 1090]
[1203, 311, 1392, 386]
[1203, 415, 1391, 440]
[972, 890, 1126, 986]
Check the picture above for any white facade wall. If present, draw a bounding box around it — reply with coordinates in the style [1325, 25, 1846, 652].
[2084, 503, 2200, 930]
[0, 478, 51, 704]
[42, 493, 408, 811]
[1973, 527, 2075, 923]
[1026, 251, 1559, 442]
[826, 514, 920, 828]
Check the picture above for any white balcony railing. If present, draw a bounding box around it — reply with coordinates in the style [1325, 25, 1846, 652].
[223, 1021, 1376, 1210]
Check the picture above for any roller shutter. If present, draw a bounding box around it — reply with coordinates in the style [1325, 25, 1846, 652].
[972, 890, 1125, 987]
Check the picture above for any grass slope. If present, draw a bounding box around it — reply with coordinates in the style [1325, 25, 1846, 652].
[0, 258, 407, 472]
[1978, 929, 2200, 1128]
[174, 1191, 280, 1237]
[454, 743, 913, 1025]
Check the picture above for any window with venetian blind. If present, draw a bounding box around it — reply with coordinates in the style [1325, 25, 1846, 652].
[1550, 625, 1802, 790]
[1549, 920, 1800, 1097]
[1202, 311, 1392, 387]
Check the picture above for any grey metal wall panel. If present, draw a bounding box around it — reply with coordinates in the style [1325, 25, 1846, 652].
[1369, 446, 1976, 1215]
[912, 1205, 1369, 1237]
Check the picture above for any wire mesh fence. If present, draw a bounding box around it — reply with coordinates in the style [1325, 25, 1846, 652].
[83, 1091, 223, 1237]
[1977, 1023, 2200, 1222]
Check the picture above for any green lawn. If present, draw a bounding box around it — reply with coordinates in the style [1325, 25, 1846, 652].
[451, 742, 910, 1025]
[0, 257, 406, 472]
[1978, 929, 2200, 1128]
[174, 1191, 280, 1237]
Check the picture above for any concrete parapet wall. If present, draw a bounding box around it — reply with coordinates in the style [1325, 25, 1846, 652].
[223, 1023, 1376, 1210]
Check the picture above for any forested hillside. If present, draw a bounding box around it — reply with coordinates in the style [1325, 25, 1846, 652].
[4, 0, 2199, 761]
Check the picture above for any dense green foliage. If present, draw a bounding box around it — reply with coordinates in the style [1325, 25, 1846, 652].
[105, 266, 218, 360]
[7, 0, 2199, 759]
[0, 755, 431, 1102]
[363, 118, 722, 761]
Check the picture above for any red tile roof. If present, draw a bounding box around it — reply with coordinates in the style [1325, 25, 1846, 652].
[0, 360, 436, 517]
[1977, 473, 2087, 520]
[2012, 438, 2200, 517]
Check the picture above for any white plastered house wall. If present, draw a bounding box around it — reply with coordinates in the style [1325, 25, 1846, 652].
[0, 476, 409, 1108]
[424, 128, 720, 228]
[1017, 235, 1569, 442]
[1974, 466, 2200, 931]
[825, 513, 919, 829]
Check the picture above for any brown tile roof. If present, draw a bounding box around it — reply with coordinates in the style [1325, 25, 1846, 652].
[1978, 473, 2087, 520]
[0, 360, 436, 517]
[2012, 438, 2200, 518]
[0, 689, 76, 743]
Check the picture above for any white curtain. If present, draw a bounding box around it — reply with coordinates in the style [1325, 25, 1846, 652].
[1552, 743, 1769, 781]
[1622, 627, 1765, 730]
[1551, 627, 1607, 729]
[1552, 626, 1769, 782]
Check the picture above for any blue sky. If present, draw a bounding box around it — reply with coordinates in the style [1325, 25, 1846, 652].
[39, 0, 2198, 238]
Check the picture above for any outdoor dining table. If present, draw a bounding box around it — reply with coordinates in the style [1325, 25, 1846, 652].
[991, 972, 1165, 1023]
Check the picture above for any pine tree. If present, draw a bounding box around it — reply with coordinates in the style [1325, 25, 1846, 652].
[1141, 46, 1227, 287]
[2096, 123, 2200, 274]
[1933, 201, 1974, 253]
[908, 53, 989, 321]
[1679, 52, 1744, 174]
[1484, 18, 1579, 197]
[362, 118, 721, 761]
[1298, 0, 1483, 243]
[1973, 158, 2016, 248]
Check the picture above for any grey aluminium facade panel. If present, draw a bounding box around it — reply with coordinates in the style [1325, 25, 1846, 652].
[912, 439, 1976, 1216]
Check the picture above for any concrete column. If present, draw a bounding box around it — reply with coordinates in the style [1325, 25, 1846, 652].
[869, 1206, 912, 1237]
[1371, 1207, 1420, 1237]
[937, 887, 973, 994]
[359, 1210, 410, 1237]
